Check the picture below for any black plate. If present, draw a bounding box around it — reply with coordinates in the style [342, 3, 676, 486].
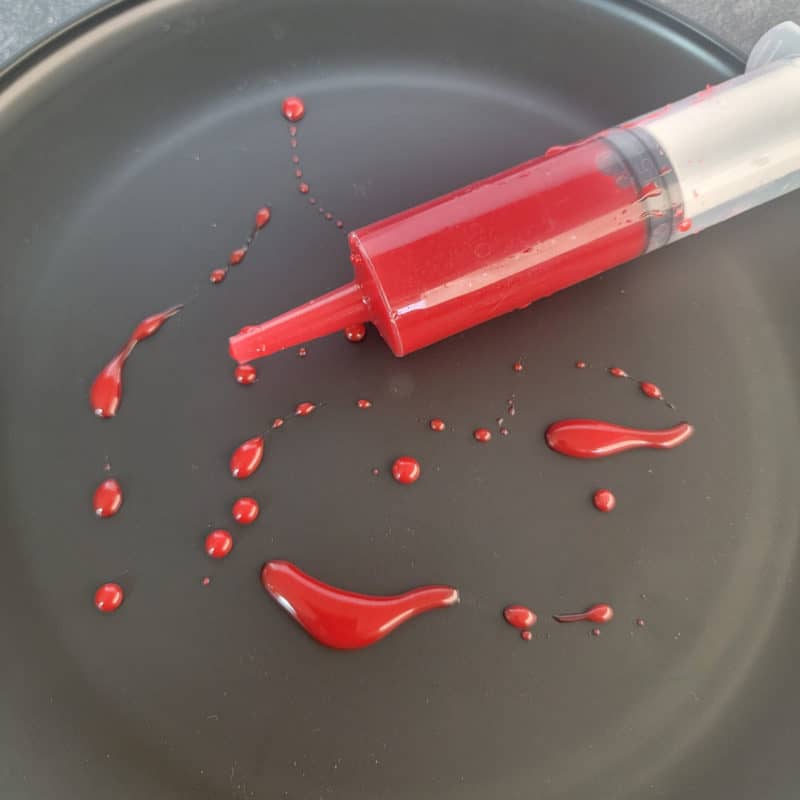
[2, 1, 799, 798]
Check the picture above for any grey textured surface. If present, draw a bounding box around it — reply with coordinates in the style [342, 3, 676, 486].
[0, 0, 797, 67]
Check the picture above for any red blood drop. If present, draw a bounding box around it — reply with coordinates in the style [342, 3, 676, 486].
[499, 427, 509, 436]
[512, 361, 523, 372]
[201, 576, 211, 586]
[298, 182, 310, 194]
[503, 605, 537, 629]
[575, 360, 587, 369]
[255, 207, 271, 228]
[298, 347, 308, 357]
[608, 366, 628, 378]
[205, 529, 233, 559]
[371, 468, 380, 476]
[392, 456, 421, 485]
[521, 630, 533, 641]
[295, 402, 316, 417]
[130, 305, 183, 342]
[234, 364, 257, 385]
[261, 560, 459, 649]
[271, 417, 285, 429]
[553, 603, 614, 624]
[94, 582, 124, 612]
[591, 627, 601, 637]
[473, 428, 492, 443]
[210, 268, 227, 284]
[344, 323, 366, 342]
[429, 418, 446, 432]
[592, 488, 616, 512]
[336, 220, 344, 229]
[636, 618, 646, 627]
[288, 125, 297, 137]
[232, 497, 259, 525]
[281, 96, 306, 122]
[93, 478, 123, 518]
[357, 399, 372, 409]
[640, 381, 663, 399]
[678, 218, 692, 232]
[229, 247, 247, 266]
[230, 436, 265, 479]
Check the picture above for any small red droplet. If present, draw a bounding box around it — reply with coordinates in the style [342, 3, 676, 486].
[234, 364, 257, 385]
[324, 211, 333, 220]
[255, 207, 271, 228]
[288, 125, 297, 137]
[291, 154, 300, 164]
[281, 96, 306, 122]
[336, 220, 344, 229]
[392, 456, 421, 485]
[503, 605, 537, 629]
[512, 361, 523, 372]
[229, 247, 247, 266]
[371, 468, 380, 476]
[201, 576, 211, 586]
[592, 489, 616, 512]
[298, 182, 310, 194]
[295, 402, 316, 417]
[93, 478, 123, 518]
[429, 418, 446, 432]
[271, 417, 285, 429]
[575, 360, 587, 369]
[678, 218, 692, 232]
[295, 168, 303, 178]
[357, 399, 372, 409]
[636, 618, 646, 627]
[554, 603, 614, 624]
[474, 428, 492, 443]
[344, 323, 366, 342]
[230, 436, 265, 479]
[591, 627, 601, 637]
[499, 427, 509, 436]
[205, 529, 233, 559]
[608, 366, 628, 378]
[94, 582, 124, 612]
[640, 381, 663, 399]
[521, 630, 533, 641]
[232, 497, 259, 525]
[298, 347, 308, 358]
[210, 268, 227, 284]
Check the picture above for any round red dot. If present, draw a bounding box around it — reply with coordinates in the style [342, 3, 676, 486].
[591, 627, 601, 637]
[229, 247, 247, 266]
[575, 360, 587, 369]
[608, 366, 628, 378]
[201, 576, 211, 586]
[521, 630, 533, 641]
[298, 182, 310, 194]
[205, 529, 233, 559]
[297, 347, 308, 358]
[281, 96, 306, 122]
[593, 489, 616, 512]
[357, 399, 372, 409]
[636, 618, 646, 627]
[429, 418, 446, 432]
[271, 417, 285, 429]
[473, 428, 492, 443]
[640, 381, 663, 399]
[232, 497, 259, 525]
[392, 456, 421, 485]
[295, 402, 316, 416]
[234, 364, 257, 385]
[94, 582, 124, 613]
[344, 323, 366, 342]
[678, 217, 692, 232]
[512, 361, 523, 372]
[209, 268, 227, 284]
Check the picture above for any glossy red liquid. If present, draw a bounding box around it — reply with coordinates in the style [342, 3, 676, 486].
[392, 456, 421, 485]
[230, 436, 265, 479]
[255, 207, 271, 228]
[678, 218, 692, 232]
[94, 583, 124, 613]
[640, 381, 663, 399]
[554, 603, 614, 624]
[232, 497, 259, 525]
[521, 630, 533, 641]
[261, 560, 459, 650]
[356, 399, 372, 409]
[512, 361, 523, 373]
[344, 323, 366, 342]
[429, 418, 446, 432]
[295, 402, 316, 417]
[545, 419, 694, 459]
[297, 346, 308, 358]
[234, 364, 257, 385]
[592, 489, 616, 512]
[93, 478, 123, 518]
[503, 605, 537, 630]
[474, 428, 492, 443]
[281, 96, 306, 122]
[229, 137, 647, 362]
[210, 268, 227, 284]
[229, 247, 247, 266]
[271, 417, 285, 429]
[205, 529, 233, 559]
[298, 182, 310, 194]
[575, 360, 587, 369]
[90, 305, 182, 418]
[608, 366, 628, 378]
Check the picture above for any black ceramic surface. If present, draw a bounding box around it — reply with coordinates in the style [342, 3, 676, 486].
[1, 1, 799, 798]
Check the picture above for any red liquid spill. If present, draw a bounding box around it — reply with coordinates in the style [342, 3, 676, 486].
[255, 207, 271, 228]
[90, 304, 182, 418]
[357, 399, 372, 409]
[503, 605, 537, 630]
[545, 419, 694, 459]
[281, 96, 306, 122]
[289, 125, 297, 137]
[298, 182, 310, 194]
[554, 603, 614, 624]
[298, 346, 308, 357]
[592, 488, 616, 512]
[575, 360, 587, 369]
[521, 630, 533, 641]
[232, 497, 259, 525]
[392, 456, 421, 485]
[308, 197, 317, 205]
[94, 582, 124, 613]
[210, 268, 227, 284]
[640, 381, 663, 399]
[430, 418, 446, 432]
[234, 364, 257, 385]
[205, 529, 233, 559]
[230, 436, 265, 479]
[93, 478, 123, 518]
[261, 560, 459, 650]
[230, 247, 247, 266]
[336, 220, 344, 229]
[474, 428, 492, 443]
[239, 325, 258, 335]
[295, 402, 316, 417]
[344, 323, 366, 342]
[678, 218, 692, 232]
[272, 417, 285, 429]
[608, 366, 628, 378]
[512, 361, 523, 373]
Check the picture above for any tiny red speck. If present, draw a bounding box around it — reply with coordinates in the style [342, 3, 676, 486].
[474, 428, 492, 443]
[234, 364, 257, 385]
[678, 218, 692, 232]
[392, 456, 421, 485]
[575, 360, 587, 369]
[298, 347, 308, 358]
[205, 529, 233, 559]
[357, 399, 372, 409]
[608, 366, 628, 378]
[298, 182, 310, 194]
[94, 582, 124, 613]
[344, 323, 366, 342]
[272, 417, 285, 429]
[512, 361, 523, 372]
[640, 381, 663, 399]
[521, 630, 533, 641]
[592, 489, 616, 512]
